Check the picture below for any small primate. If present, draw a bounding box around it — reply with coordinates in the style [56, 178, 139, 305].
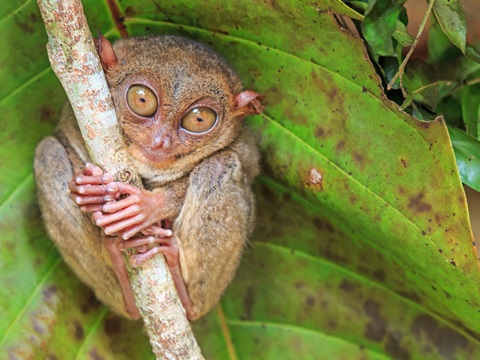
[34, 35, 263, 320]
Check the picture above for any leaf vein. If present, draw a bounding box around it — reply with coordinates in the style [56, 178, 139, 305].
[0, 67, 51, 109]
[0, 0, 32, 24]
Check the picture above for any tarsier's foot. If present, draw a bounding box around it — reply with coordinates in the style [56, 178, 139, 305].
[117, 225, 196, 319]
[120, 226, 176, 267]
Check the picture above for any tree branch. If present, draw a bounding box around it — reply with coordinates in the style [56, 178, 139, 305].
[36, 1, 203, 358]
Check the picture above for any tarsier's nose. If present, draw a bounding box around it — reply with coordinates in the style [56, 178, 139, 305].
[152, 134, 171, 149]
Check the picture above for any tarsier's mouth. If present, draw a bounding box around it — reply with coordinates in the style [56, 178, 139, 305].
[139, 146, 173, 162]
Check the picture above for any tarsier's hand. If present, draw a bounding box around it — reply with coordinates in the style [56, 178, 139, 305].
[69, 163, 118, 213]
[69, 163, 169, 239]
[91, 180, 169, 240]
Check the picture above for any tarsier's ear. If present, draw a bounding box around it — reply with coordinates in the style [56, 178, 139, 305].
[234, 90, 265, 118]
[94, 33, 118, 71]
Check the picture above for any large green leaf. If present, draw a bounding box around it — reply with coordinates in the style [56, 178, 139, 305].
[1, 1, 479, 359]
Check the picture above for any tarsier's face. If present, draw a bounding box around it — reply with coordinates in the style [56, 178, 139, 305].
[102, 36, 262, 171]
[116, 69, 235, 169]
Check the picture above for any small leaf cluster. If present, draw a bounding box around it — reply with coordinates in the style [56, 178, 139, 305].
[345, 0, 480, 191]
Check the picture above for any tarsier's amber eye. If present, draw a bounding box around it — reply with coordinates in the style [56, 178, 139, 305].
[181, 107, 217, 133]
[126, 85, 158, 117]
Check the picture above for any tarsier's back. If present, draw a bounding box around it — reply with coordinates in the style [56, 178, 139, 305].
[34, 34, 263, 320]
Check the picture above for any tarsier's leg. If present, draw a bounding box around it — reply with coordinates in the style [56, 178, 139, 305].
[173, 150, 256, 320]
[34, 136, 135, 318]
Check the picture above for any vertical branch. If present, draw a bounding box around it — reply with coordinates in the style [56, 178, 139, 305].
[37, 0, 203, 358]
[387, 0, 435, 94]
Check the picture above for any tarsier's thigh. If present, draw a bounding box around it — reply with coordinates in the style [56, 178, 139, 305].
[34, 136, 128, 317]
[173, 151, 255, 318]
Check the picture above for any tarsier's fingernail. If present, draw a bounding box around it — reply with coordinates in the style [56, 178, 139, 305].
[75, 177, 82, 183]
[165, 230, 173, 237]
[78, 186, 85, 194]
[106, 184, 117, 193]
[75, 196, 82, 204]
[104, 195, 113, 201]
[102, 175, 110, 182]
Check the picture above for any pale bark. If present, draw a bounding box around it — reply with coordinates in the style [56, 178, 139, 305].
[37, 1, 203, 358]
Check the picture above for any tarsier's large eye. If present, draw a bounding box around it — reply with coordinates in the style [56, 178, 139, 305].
[126, 85, 158, 117]
[181, 107, 217, 133]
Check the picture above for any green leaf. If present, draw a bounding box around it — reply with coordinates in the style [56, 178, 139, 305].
[428, 19, 462, 63]
[461, 85, 480, 138]
[465, 45, 480, 64]
[432, 0, 466, 53]
[361, 0, 407, 58]
[2, 0, 480, 359]
[448, 126, 480, 192]
[392, 19, 414, 47]
[432, 0, 480, 63]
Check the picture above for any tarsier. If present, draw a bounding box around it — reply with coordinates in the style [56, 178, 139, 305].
[34, 35, 263, 320]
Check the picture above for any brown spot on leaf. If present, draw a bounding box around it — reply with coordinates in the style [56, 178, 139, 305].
[305, 296, 315, 307]
[336, 140, 346, 152]
[31, 316, 48, 335]
[398, 291, 421, 303]
[294, 281, 306, 289]
[339, 279, 356, 292]
[89, 349, 105, 360]
[408, 192, 432, 213]
[364, 300, 386, 341]
[372, 270, 386, 282]
[14, 15, 35, 35]
[436, 327, 469, 358]
[73, 320, 84, 340]
[401, 158, 408, 168]
[81, 291, 101, 313]
[104, 316, 121, 337]
[42, 285, 58, 300]
[411, 315, 437, 341]
[315, 126, 326, 138]
[40, 106, 55, 121]
[353, 152, 364, 165]
[312, 217, 324, 230]
[385, 333, 411, 360]
[244, 285, 255, 319]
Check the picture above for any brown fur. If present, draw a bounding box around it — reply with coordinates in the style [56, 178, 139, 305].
[34, 35, 261, 319]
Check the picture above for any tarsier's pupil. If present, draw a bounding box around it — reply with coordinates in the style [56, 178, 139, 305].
[140, 98, 146, 103]
[197, 118, 204, 122]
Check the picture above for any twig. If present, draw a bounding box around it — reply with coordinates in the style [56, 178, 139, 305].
[36, 0, 203, 358]
[387, 0, 435, 95]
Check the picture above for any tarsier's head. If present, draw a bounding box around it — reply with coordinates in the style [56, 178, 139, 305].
[97, 35, 263, 171]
